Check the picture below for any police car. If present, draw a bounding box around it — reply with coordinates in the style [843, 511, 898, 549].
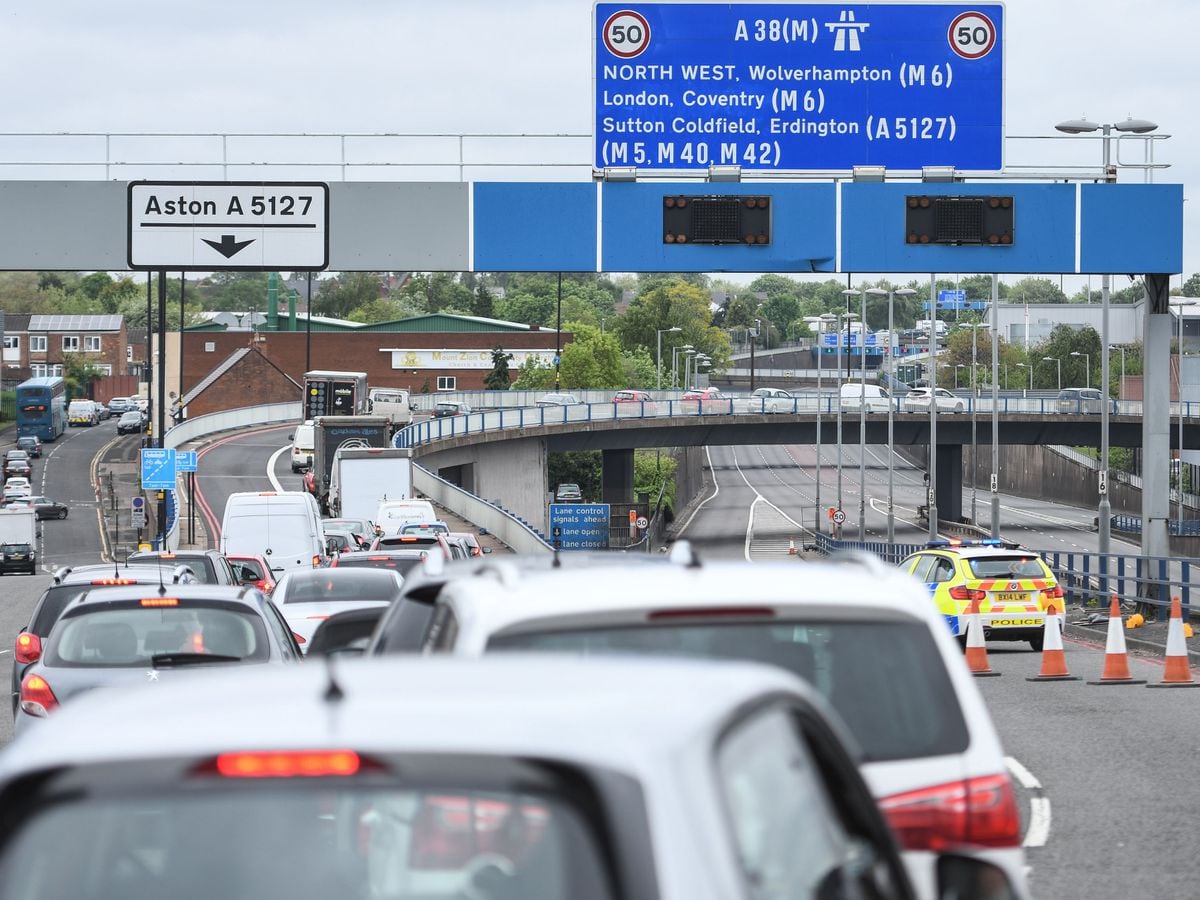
[899, 539, 1064, 651]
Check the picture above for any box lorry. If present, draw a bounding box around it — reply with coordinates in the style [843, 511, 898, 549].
[328, 447, 413, 522]
[304, 415, 392, 515]
[0, 508, 37, 575]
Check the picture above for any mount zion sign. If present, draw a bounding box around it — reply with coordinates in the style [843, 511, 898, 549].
[128, 181, 329, 271]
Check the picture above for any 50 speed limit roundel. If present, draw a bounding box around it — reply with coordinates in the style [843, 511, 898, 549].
[948, 11, 996, 59]
[603, 9, 651, 59]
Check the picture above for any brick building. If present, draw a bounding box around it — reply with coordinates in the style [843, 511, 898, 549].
[181, 346, 301, 418]
[2, 314, 130, 380]
[171, 314, 570, 414]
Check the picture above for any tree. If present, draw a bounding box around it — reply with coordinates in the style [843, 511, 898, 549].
[1009, 277, 1068, 305]
[347, 296, 421, 324]
[1183, 273, 1200, 298]
[483, 346, 513, 390]
[471, 284, 495, 318]
[317, 273, 385, 319]
[613, 278, 731, 374]
[1033, 324, 1103, 390]
[559, 325, 627, 389]
[510, 356, 556, 391]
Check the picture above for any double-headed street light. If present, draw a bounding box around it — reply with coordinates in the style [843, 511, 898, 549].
[656, 326, 681, 390]
[1042, 356, 1062, 391]
[1057, 115, 1158, 559]
[1069, 351, 1091, 389]
[671, 344, 693, 389]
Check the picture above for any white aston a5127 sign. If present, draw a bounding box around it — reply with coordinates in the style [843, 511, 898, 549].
[128, 181, 329, 271]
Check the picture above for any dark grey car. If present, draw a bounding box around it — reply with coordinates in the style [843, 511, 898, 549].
[1056, 387, 1115, 414]
[14, 584, 300, 732]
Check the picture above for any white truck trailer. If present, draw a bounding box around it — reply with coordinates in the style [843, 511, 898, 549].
[328, 447, 414, 524]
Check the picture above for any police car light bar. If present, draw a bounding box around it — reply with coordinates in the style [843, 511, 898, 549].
[924, 538, 1021, 550]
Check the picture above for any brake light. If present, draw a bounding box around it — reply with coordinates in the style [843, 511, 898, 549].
[256, 579, 275, 593]
[14, 632, 41, 664]
[292, 631, 306, 645]
[215, 750, 360, 778]
[91, 578, 138, 586]
[307, 615, 331, 621]
[20, 673, 59, 717]
[1042, 585, 1064, 600]
[949, 586, 987, 602]
[140, 597, 179, 607]
[647, 607, 775, 620]
[879, 774, 1021, 851]
[312, 555, 321, 567]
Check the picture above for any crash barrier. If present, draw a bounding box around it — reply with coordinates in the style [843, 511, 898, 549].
[412, 463, 553, 555]
[163, 401, 303, 450]
[1111, 515, 1200, 537]
[813, 533, 1196, 619]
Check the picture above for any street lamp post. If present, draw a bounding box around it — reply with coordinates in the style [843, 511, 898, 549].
[954, 364, 966, 390]
[959, 322, 985, 527]
[868, 288, 913, 546]
[810, 313, 838, 532]
[683, 350, 697, 390]
[1110, 344, 1127, 391]
[672, 344, 693, 390]
[656, 327, 681, 391]
[1042, 356, 1061, 391]
[1069, 351, 1091, 390]
[1016, 363, 1033, 393]
[835, 307, 860, 531]
[1057, 115, 1158, 559]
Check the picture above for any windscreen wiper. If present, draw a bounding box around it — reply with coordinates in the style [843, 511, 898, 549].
[149, 652, 243, 667]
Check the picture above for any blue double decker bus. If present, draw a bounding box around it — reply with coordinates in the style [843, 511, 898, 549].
[16, 376, 67, 441]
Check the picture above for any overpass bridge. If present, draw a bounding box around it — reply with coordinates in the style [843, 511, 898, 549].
[399, 397, 1200, 532]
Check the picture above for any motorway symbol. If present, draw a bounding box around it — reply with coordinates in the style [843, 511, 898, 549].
[202, 234, 255, 259]
[948, 11, 996, 59]
[140, 448, 177, 490]
[832, 508, 846, 526]
[127, 181, 329, 271]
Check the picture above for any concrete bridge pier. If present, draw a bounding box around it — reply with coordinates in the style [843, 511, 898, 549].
[602, 448, 635, 505]
[1143, 274, 1173, 571]
[936, 444, 963, 524]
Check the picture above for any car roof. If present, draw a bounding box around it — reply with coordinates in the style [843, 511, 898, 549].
[438, 558, 934, 642]
[909, 546, 1042, 560]
[62, 583, 266, 615]
[0, 656, 814, 778]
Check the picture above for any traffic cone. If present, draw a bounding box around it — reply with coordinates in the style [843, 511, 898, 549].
[1147, 596, 1200, 688]
[788, 539, 796, 555]
[1088, 596, 1146, 685]
[964, 598, 1000, 677]
[1026, 603, 1079, 682]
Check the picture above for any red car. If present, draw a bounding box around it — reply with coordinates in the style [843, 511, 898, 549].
[612, 390, 658, 415]
[226, 554, 276, 595]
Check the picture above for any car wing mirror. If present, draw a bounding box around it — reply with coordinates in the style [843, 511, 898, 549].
[935, 854, 1017, 899]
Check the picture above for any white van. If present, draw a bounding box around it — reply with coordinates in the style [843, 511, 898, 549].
[839, 383, 892, 414]
[375, 499, 437, 535]
[367, 388, 413, 433]
[220, 491, 328, 575]
[289, 421, 316, 472]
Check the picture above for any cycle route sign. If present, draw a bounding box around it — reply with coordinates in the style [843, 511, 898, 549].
[594, 3, 1004, 171]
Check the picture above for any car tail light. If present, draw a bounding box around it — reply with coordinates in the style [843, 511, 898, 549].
[14, 632, 41, 664]
[292, 632, 306, 645]
[20, 673, 59, 717]
[879, 773, 1021, 851]
[312, 555, 321, 567]
[256, 579, 275, 593]
[949, 586, 987, 602]
[1042, 585, 1064, 601]
[214, 750, 361, 778]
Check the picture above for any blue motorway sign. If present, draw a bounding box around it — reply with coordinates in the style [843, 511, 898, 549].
[549, 503, 610, 550]
[175, 450, 198, 473]
[938, 289, 966, 305]
[140, 448, 176, 490]
[595, 3, 1003, 171]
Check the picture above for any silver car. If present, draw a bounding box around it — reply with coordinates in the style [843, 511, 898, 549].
[0, 656, 1016, 900]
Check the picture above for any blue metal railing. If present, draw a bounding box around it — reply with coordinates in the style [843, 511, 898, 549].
[1112, 515, 1200, 537]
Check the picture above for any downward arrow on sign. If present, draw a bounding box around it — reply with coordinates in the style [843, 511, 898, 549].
[202, 235, 255, 259]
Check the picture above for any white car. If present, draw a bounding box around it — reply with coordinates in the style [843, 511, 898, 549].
[904, 387, 966, 413]
[418, 550, 1030, 900]
[0, 655, 1016, 900]
[745, 387, 796, 414]
[839, 382, 893, 413]
[3, 477, 32, 499]
[271, 566, 403, 649]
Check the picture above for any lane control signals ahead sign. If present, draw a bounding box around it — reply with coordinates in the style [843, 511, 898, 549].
[128, 181, 329, 271]
[595, 3, 1003, 171]
[550, 503, 610, 550]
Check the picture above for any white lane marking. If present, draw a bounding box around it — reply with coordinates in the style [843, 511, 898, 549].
[675, 446, 719, 537]
[0, 649, 10, 656]
[1005, 756, 1052, 849]
[266, 445, 289, 492]
[729, 448, 812, 561]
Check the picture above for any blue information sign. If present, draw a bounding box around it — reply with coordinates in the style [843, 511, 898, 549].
[549, 503, 610, 550]
[938, 289, 967, 306]
[595, 3, 1003, 171]
[176, 450, 198, 473]
[140, 448, 177, 490]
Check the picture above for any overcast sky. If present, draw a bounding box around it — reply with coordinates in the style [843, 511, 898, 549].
[2, 0, 1195, 290]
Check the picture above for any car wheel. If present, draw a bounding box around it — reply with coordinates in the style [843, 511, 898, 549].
[1028, 634, 1044, 652]
[955, 403, 964, 414]
[57, 509, 67, 519]
[956, 634, 968, 652]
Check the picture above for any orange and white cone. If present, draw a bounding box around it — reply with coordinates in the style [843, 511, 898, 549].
[1147, 596, 1200, 688]
[964, 598, 1000, 677]
[1088, 596, 1146, 685]
[788, 539, 796, 555]
[1027, 603, 1079, 681]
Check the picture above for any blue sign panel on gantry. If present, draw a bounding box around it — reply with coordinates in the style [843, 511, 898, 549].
[594, 3, 1004, 171]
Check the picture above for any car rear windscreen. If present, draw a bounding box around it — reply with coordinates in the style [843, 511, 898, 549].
[47, 603, 269, 666]
[0, 784, 614, 900]
[966, 556, 1047, 579]
[281, 571, 399, 604]
[489, 620, 969, 762]
[335, 554, 427, 576]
